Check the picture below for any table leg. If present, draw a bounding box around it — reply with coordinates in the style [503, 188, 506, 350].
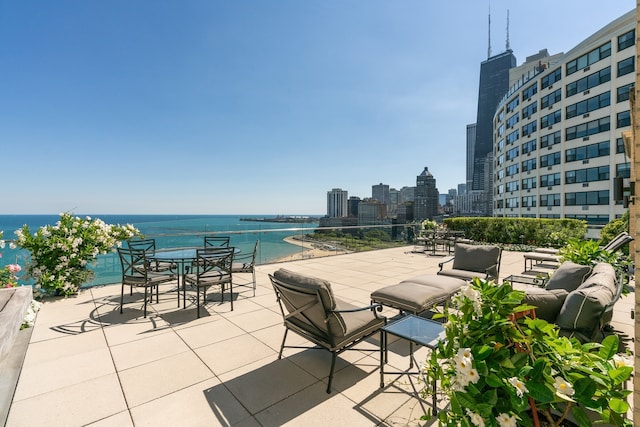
[379, 330, 385, 388]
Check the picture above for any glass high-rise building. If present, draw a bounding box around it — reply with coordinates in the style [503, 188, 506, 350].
[473, 50, 517, 198]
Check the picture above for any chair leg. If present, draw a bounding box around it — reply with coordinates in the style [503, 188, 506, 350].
[278, 329, 289, 359]
[120, 284, 125, 314]
[197, 286, 201, 318]
[327, 352, 337, 394]
[229, 281, 233, 311]
[252, 270, 256, 297]
[143, 287, 148, 318]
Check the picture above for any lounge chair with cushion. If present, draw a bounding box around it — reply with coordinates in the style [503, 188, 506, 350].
[269, 268, 385, 393]
[437, 243, 502, 282]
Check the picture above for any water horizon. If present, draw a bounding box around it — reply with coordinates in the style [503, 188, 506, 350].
[0, 214, 321, 287]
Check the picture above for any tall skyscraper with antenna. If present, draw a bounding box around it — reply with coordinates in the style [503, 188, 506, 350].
[471, 9, 516, 215]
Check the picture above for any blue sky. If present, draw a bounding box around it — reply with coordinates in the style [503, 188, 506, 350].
[0, 1, 634, 215]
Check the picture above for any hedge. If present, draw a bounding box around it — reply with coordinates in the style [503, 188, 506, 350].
[442, 217, 587, 247]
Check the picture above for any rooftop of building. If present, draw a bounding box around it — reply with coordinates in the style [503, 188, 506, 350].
[2, 246, 635, 426]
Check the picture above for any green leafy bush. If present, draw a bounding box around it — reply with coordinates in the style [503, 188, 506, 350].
[424, 278, 632, 427]
[444, 217, 586, 247]
[14, 213, 141, 296]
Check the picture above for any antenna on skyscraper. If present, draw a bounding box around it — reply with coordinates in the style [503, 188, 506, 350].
[487, 3, 492, 58]
[506, 9, 510, 51]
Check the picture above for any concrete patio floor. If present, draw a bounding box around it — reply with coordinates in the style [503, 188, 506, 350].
[3, 246, 635, 426]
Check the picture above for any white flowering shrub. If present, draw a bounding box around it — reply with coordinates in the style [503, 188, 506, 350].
[14, 213, 141, 296]
[424, 278, 633, 427]
[21, 299, 42, 329]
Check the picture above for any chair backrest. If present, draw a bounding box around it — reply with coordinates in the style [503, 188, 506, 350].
[127, 238, 156, 255]
[117, 247, 148, 280]
[452, 243, 502, 280]
[602, 232, 633, 253]
[204, 236, 230, 248]
[269, 269, 348, 343]
[246, 240, 259, 266]
[195, 247, 234, 279]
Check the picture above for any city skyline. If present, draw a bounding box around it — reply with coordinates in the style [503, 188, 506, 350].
[0, 1, 634, 215]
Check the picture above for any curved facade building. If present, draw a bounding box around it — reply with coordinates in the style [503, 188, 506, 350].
[492, 9, 635, 225]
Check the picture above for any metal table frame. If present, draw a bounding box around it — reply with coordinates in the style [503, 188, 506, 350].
[379, 314, 445, 414]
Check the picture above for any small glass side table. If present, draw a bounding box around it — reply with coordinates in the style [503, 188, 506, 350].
[380, 314, 446, 413]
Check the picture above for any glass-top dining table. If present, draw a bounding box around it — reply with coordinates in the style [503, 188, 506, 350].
[149, 247, 238, 309]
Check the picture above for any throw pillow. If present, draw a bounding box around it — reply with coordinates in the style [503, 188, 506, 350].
[545, 262, 592, 292]
[522, 288, 568, 322]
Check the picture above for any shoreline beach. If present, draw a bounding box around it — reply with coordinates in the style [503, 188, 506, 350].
[278, 235, 345, 262]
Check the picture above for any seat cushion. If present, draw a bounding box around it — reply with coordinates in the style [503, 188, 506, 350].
[331, 298, 385, 346]
[451, 243, 500, 276]
[522, 288, 568, 322]
[437, 269, 485, 281]
[545, 262, 592, 292]
[372, 275, 465, 313]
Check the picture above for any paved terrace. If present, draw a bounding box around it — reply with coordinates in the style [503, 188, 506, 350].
[3, 247, 635, 426]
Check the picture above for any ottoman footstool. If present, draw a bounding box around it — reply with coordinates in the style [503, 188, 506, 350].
[371, 274, 467, 315]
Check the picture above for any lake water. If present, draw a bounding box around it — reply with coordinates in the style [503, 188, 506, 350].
[0, 214, 319, 286]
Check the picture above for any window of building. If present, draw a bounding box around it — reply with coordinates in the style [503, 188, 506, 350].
[565, 190, 609, 206]
[540, 131, 561, 149]
[565, 166, 609, 184]
[565, 116, 610, 141]
[565, 214, 610, 225]
[540, 173, 561, 187]
[522, 139, 537, 154]
[497, 154, 505, 165]
[566, 92, 610, 119]
[541, 110, 561, 128]
[506, 181, 519, 192]
[495, 199, 504, 209]
[522, 101, 538, 119]
[506, 164, 519, 176]
[541, 68, 561, 89]
[506, 147, 519, 161]
[521, 158, 536, 172]
[565, 141, 610, 162]
[617, 57, 634, 77]
[541, 89, 562, 109]
[497, 184, 505, 194]
[540, 193, 561, 207]
[522, 177, 536, 190]
[617, 110, 631, 128]
[566, 42, 611, 75]
[497, 169, 505, 180]
[616, 162, 631, 178]
[522, 83, 538, 101]
[506, 130, 519, 145]
[498, 124, 505, 137]
[498, 139, 505, 151]
[540, 152, 561, 167]
[617, 83, 634, 103]
[507, 97, 520, 113]
[566, 67, 611, 97]
[506, 113, 519, 129]
[618, 29, 635, 51]
[522, 121, 537, 137]
[616, 138, 625, 154]
[506, 197, 519, 208]
[521, 195, 536, 207]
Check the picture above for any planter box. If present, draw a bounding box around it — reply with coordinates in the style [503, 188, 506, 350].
[0, 287, 32, 366]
